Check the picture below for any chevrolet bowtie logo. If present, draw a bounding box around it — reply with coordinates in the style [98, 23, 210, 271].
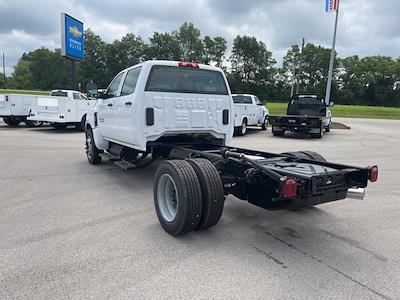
[69, 26, 82, 38]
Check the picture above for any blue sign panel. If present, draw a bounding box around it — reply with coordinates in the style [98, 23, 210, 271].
[61, 13, 84, 61]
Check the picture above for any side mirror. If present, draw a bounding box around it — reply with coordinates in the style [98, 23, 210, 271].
[98, 91, 108, 99]
[329, 102, 334, 107]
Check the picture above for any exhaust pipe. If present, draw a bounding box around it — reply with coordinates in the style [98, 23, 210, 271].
[347, 188, 365, 200]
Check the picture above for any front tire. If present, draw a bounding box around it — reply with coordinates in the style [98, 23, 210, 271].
[261, 116, 268, 131]
[85, 128, 102, 165]
[187, 159, 224, 230]
[154, 160, 202, 236]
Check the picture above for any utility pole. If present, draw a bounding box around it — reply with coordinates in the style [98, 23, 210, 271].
[2, 52, 5, 88]
[325, 0, 340, 105]
[296, 38, 305, 94]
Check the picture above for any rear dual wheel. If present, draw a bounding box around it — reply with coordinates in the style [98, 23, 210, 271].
[154, 159, 224, 236]
[3, 117, 21, 126]
[25, 120, 43, 128]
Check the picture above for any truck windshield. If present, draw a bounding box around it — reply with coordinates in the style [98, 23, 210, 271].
[233, 95, 252, 104]
[51, 91, 68, 97]
[292, 98, 324, 105]
[145, 65, 228, 95]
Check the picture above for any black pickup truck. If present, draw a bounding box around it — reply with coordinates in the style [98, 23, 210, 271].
[268, 94, 332, 138]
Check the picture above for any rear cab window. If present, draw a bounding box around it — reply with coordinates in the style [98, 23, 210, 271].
[292, 97, 324, 105]
[145, 65, 228, 95]
[51, 91, 68, 97]
[233, 95, 253, 104]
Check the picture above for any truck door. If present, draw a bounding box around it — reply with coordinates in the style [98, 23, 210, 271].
[113, 67, 142, 144]
[254, 96, 265, 124]
[74, 92, 91, 123]
[97, 72, 124, 138]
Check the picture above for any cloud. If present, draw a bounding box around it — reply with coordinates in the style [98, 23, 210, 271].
[0, 0, 399, 75]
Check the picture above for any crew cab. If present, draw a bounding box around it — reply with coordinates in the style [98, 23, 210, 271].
[28, 90, 95, 130]
[0, 94, 44, 127]
[269, 94, 332, 138]
[232, 93, 269, 136]
[84, 60, 377, 237]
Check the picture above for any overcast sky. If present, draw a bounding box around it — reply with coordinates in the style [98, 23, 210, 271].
[0, 0, 399, 75]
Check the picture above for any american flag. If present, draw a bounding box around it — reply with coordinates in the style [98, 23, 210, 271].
[325, 0, 338, 13]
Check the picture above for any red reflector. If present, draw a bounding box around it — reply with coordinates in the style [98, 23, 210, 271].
[281, 176, 297, 199]
[178, 61, 199, 68]
[369, 166, 378, 182]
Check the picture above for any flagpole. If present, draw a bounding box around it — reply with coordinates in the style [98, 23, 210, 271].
[325, 0, 340, 105]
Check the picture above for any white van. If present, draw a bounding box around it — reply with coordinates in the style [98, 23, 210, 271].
[28, 90, 96, 130]
[232, 94, 269, 136]
[0, 94, 44, 127]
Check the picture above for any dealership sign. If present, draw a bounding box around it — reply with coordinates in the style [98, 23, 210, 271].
[61, 13, 84, 61]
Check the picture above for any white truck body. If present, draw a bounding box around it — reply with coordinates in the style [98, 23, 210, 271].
[232, 94, 269, 135]
[0, 93, 46, 127]
[86, 60, 234, 152]
[0, 94, 38, 117]
[28, 90, 95, 128]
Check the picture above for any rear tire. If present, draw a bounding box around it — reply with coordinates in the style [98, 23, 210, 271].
[51, 123, 68, 130]
[272, 126, 285, 136]
[85, 128, 102, 165]
[154, 160, 202, 236]
[282, 151, 326, 162]
[3, 117, 21, 126]
[236, 119, 247, 136]
[187, 159, 224, 230]
[25, 120, 43, 128]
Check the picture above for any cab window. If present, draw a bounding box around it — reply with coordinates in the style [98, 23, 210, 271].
[73, 93, 81, 100]
[232, 95, 252, 104]
[121, 67, 141, 96]
[107, 72, 124, 98]
[255, 97, 262, 105]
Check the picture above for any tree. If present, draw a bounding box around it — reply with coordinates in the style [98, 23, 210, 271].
[147, 32, 181, 61]
[79, 29, 108, 88]
[229, 35, 276, 100]
[105, 33, 147, 81]
[203, 36, 227, 66]
[176, 22, 204, 61]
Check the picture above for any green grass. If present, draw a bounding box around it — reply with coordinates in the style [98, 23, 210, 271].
[267, 102, 400, 120]
[0, 89, 50, 96]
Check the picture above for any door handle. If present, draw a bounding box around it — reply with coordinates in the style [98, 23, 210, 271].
[107, 103, 113, 107]
[125, 101, 132, 106]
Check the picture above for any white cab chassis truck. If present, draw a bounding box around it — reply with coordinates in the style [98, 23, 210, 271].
[0, 94, 44, 127]
[85, 60, 377, 236]
[232, 93, 269, 136]
[28, 90, 95, 130]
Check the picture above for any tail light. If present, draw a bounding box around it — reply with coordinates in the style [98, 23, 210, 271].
[369, 166, 378, 182]
[281, 176, 297, 199]
[178, 61, 199, 68]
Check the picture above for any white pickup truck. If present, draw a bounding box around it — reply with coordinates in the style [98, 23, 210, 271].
[28, 90, 95, 130]
[0, 94, 44, 127]
[84, 60, 377, 237]
[232, 94, 269, 136]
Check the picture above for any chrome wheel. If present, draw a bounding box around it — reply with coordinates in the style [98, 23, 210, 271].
[241, 121, 247, 135]
[157, 174, 179, 222]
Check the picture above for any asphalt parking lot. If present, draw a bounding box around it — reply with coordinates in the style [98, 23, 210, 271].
[1, 118, 399, 299]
